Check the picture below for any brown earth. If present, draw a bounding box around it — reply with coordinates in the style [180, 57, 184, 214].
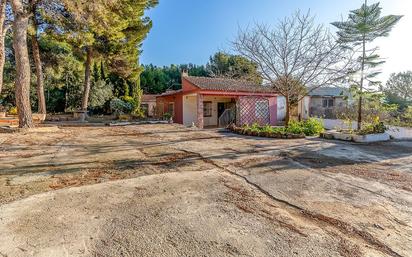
[0, 124, 411, 257]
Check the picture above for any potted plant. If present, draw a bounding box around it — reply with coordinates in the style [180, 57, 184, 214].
[163, 112, 173, 123]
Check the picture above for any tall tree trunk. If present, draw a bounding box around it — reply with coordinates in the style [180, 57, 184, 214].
[30, 2, 46, 115]
[81, 47, 92, 111]
[285, 95, 290, 127]
[0, 0, 10, 95]
[11, 0, 34, 128]
[358, 4, 367, 131]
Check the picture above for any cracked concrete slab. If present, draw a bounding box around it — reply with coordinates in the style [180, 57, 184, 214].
[0, 124, 411, 257]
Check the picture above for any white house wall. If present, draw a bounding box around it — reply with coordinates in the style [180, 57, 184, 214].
[183, 95, 197, 126]
[277, 96, 286, 121]
[298, 96, 311, 120]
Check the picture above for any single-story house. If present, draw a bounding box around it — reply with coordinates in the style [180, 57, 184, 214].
[141, 94, 158, 117]
[299, 87, 350, 119]
[156, 72, 279, 128]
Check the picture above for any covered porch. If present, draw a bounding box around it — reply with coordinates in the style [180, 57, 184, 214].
[183, 92, 278, 129]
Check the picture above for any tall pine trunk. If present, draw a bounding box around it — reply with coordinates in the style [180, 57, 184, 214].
[11, 0, 34, 128]
[81, 47, 92, 111]
[0, 0, 9, 95]
[31, 2, 46, 115]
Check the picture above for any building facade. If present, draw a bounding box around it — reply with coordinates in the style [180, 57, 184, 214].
[156, 73, 279, 128]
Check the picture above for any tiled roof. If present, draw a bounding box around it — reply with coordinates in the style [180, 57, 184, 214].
[184, 76, 277, 94]
[141, 94, 159, 102]
[159, 89, 183, 97]
[308, 87, 349, 97]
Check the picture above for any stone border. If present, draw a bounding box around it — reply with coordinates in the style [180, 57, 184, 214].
[321, 130, 390, 143]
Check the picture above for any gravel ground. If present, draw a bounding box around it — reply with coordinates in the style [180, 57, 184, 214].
[0, 124, 411, 257]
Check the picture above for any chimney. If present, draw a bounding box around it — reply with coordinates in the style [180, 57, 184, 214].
[181, 69, 189, 78]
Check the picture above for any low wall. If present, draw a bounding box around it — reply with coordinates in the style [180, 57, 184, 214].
[386, 126, 412, 140]
[320, 119, 358, 130]
[318, 118, 412, 140]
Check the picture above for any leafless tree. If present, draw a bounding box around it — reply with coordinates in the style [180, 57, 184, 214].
[233, 11, 355, 125]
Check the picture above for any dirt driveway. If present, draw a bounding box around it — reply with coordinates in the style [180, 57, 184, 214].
[0, 124, 411, 257]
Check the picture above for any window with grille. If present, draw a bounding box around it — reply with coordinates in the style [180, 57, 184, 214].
[322, 98, 334, 108]
[255, 100, 269, 118]
[203, 101, 212, 117]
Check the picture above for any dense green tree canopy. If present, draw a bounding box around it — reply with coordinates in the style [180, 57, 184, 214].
[0, 0, 158, 116]
[140, 64, 208, 94]
[206, 52, 262, 85]
[384, 71, 412, 110]
[140, 52, 263, 94]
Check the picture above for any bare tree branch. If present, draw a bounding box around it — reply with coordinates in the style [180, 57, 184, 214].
[233, 11, 356, 124]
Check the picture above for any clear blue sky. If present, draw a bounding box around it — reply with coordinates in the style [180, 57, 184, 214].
[141, 0, 411, 80]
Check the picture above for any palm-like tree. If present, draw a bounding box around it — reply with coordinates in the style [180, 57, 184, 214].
[332, 0, 402, 129]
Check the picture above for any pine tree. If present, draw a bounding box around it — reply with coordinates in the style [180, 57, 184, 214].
[30, 0, 47, 116]
[93, 62, 100, 82]
[10, 0, 34, 128]
[59, 0, 157, 111]
[332, 0, 402, 129]
[100, 61, 106, 81]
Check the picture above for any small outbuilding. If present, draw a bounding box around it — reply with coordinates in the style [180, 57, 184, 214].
[156, 72, 279, 128]
[299, 87, 351, 120]
[141, 94, 158, 117]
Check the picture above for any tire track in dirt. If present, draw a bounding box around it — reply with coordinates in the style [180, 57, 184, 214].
[179, 149, 405, 257]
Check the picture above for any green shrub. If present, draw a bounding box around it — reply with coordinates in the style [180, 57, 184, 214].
[286, 120, 304, 135]
[110, 98, 133, 114]
[163, 112, 173, 120]
[89, 80, 113, 108]
[358, 122, 386, 135]
[301, 118, 324, 136]
[285, 118, 324, 136]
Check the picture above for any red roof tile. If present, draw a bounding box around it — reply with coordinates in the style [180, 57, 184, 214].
[184, 76, 276, 93]
[141, 94, 159, 102]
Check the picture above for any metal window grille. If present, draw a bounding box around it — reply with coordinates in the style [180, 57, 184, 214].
[236, 97, 270, 126]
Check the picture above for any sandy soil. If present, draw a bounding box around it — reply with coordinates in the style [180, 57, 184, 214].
[0, 124, 411, 257]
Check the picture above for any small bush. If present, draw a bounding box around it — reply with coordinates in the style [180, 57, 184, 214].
[286, 120, 304, 135]
[301, 118, 324, 136]
[358, 122, 386, 135]
[110, 98, 133, 115]
[163, 112, 172, 120]
[285, 118, 324, 136]
[8, 106, 18, 115]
